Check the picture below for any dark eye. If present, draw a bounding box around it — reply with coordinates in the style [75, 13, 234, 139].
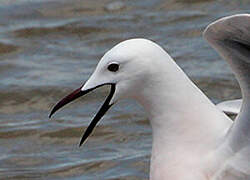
[107, 63, 119, 72]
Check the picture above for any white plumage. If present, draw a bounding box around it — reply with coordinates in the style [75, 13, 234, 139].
[50, 14, 250, 180]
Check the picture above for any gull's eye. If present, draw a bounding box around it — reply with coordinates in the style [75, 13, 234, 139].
[107, 63, 119, 72]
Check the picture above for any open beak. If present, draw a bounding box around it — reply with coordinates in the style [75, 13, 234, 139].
[49, 83, 115, 146]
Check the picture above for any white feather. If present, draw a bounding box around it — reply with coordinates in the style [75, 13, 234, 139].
[216, 99, 242, 115]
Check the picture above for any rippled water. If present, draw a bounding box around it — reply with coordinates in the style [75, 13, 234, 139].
[0, 0, 249, 179]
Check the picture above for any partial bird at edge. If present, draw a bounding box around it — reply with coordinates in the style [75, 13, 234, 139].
[49, 14, 250, 180]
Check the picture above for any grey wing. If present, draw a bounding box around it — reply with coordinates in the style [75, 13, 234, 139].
[212, 147, 250, 180]
[203, 14, 250, 180]
[216, 99, 242, 115]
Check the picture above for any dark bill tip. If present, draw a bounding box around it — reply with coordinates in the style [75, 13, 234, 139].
[49, 86, 92, 118]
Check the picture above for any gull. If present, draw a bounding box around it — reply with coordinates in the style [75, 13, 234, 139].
[49, 14, 250, 180]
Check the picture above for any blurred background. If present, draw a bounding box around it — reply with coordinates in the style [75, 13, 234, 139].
[0, 0, 249, 179]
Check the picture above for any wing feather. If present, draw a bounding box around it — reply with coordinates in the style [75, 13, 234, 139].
[212, 147, 250, 180]
[204, 14, 250, 180]
[216, 99, 242, 115]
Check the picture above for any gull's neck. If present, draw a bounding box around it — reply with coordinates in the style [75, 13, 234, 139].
[134, 56, 232, 179]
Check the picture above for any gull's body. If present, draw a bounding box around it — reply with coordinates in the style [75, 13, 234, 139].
[50, 14, 250, 180]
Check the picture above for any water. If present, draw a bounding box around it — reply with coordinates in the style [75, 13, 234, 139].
[0, 0, 249, 179]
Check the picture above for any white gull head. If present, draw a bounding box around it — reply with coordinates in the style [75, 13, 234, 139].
[82, 38, 174, 106]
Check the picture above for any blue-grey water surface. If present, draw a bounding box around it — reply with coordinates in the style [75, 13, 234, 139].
[0, 0, 249, 179]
